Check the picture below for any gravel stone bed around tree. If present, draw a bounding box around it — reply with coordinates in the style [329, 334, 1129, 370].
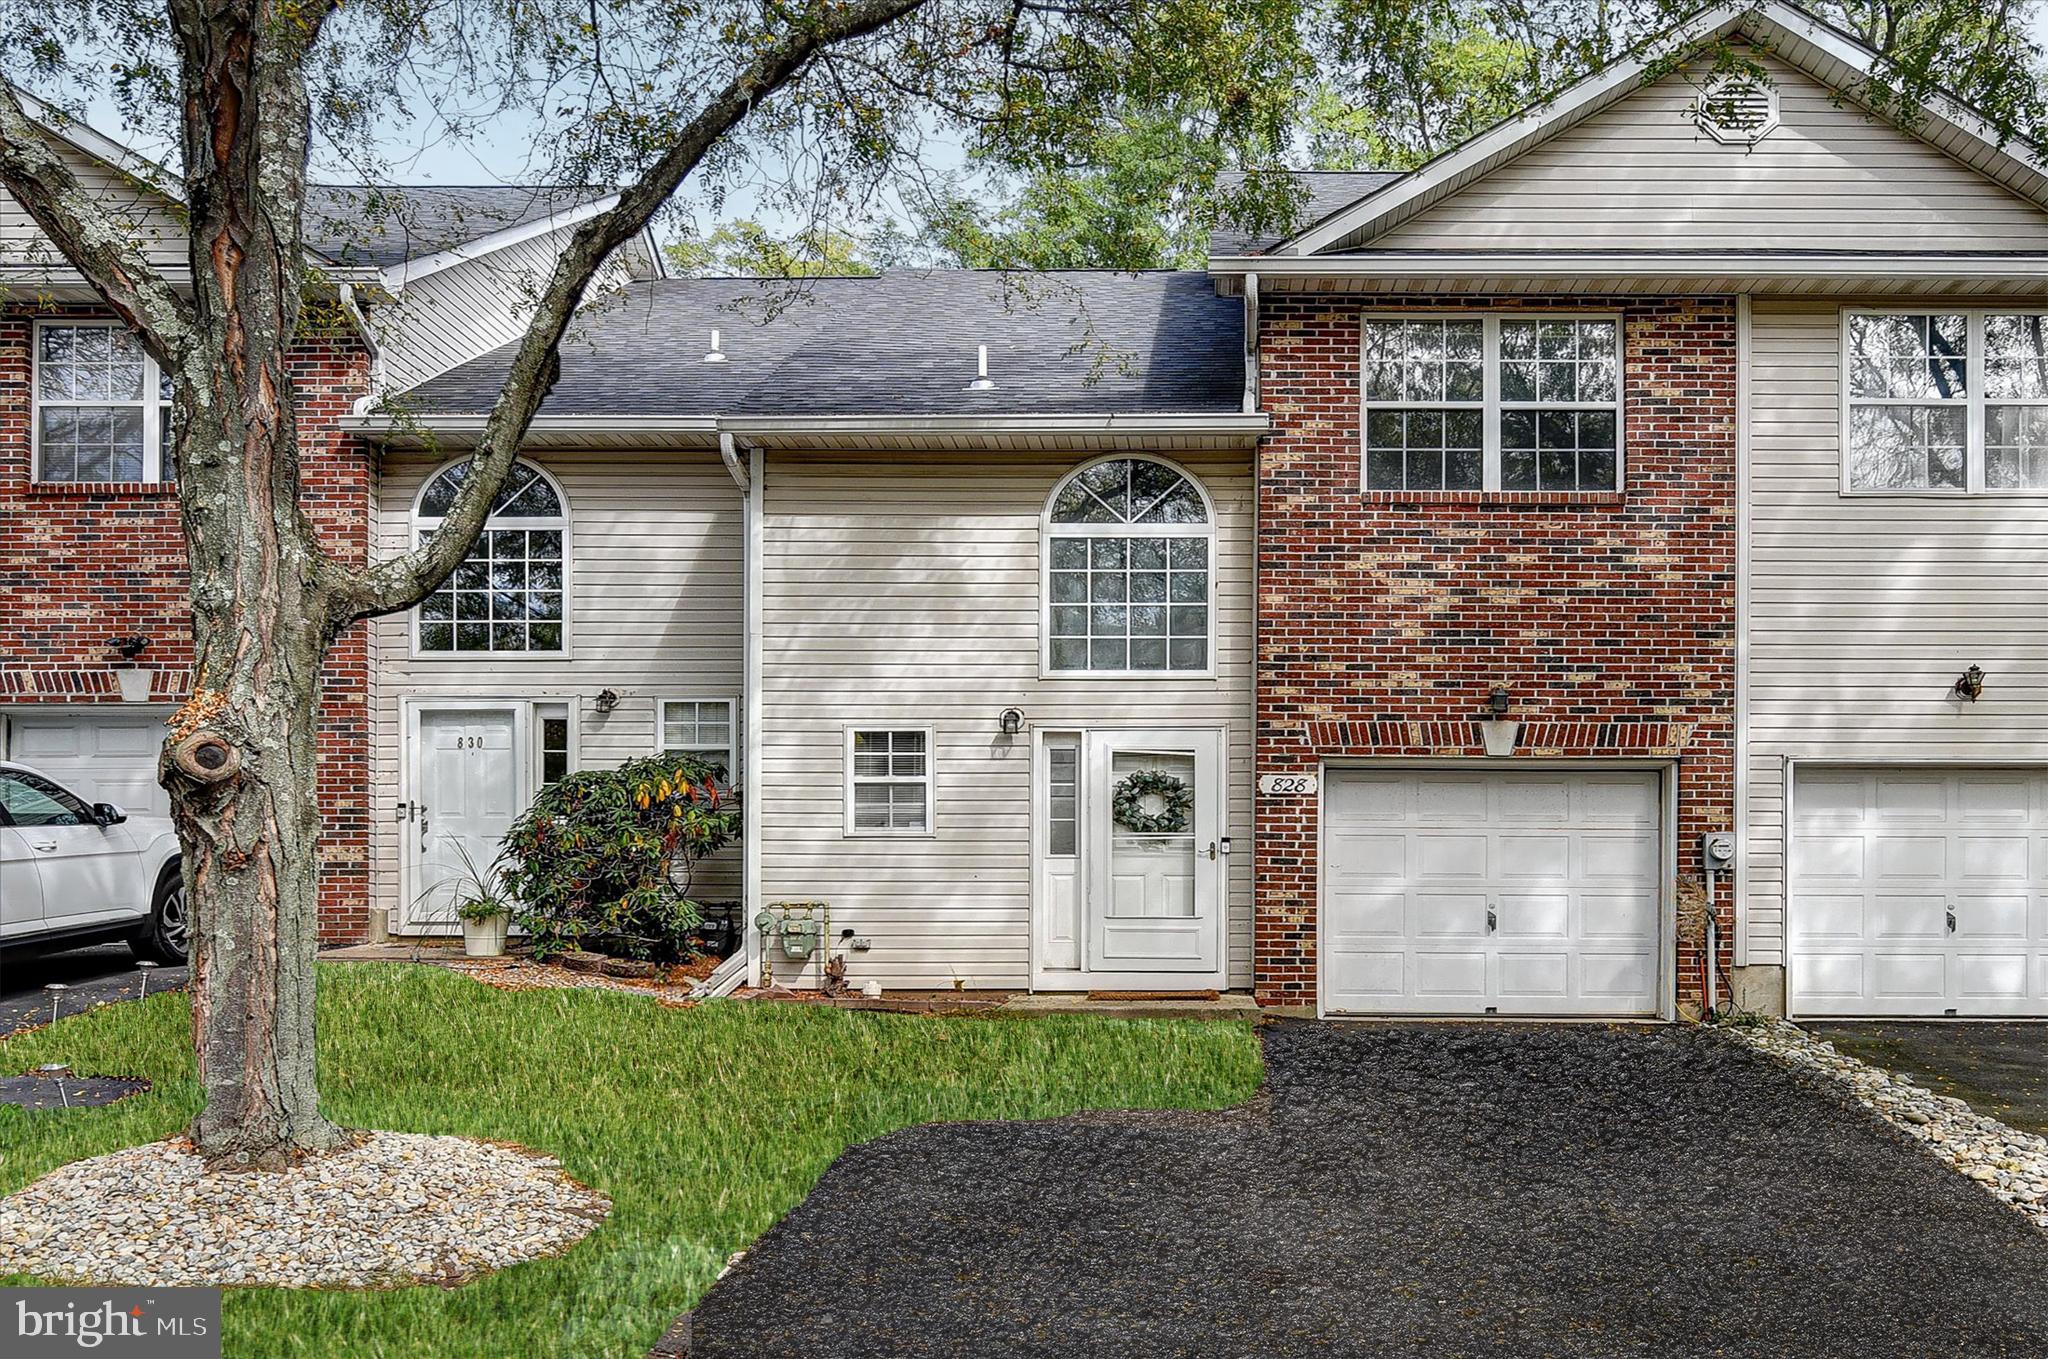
[1729, 1020, 2048, 1233]
[0, 1132, 610, 1288]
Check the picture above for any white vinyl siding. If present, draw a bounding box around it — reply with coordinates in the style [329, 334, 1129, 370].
[758, 449, 1256, 991]
[371, 224, 635, 393]
[0, 147, 187, 273]
[1369, 52, 2048, 254]
[369, 450, 746, 919]
[1744, 298, 2048, 966]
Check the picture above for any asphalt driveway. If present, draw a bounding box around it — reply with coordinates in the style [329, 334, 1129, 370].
[0, 944, 187, 1037]
[675, 1021, 2048, 1358]
[1810, 1022, 2048, 1139]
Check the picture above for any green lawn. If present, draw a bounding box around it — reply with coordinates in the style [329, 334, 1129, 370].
[0, 963, 1262, 1358]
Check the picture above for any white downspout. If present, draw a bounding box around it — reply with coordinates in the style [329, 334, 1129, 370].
[1242, 271, 1261, 413]
[1733, 294, 1752, 970]
[742, 439, 765, 988]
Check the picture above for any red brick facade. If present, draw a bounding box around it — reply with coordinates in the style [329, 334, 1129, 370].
[0, 311, 377, 942]
[1254, 296, 1738, 1012]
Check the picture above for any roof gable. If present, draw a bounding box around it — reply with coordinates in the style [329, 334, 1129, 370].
[1262, 0, 2048, 258]
[1367, 48, 2048, 254]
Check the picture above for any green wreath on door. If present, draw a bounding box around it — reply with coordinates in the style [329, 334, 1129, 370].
[1111, 769, 1193, 835]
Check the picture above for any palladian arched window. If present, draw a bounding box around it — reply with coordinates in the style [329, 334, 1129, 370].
[413, 460, 568, 653]
[1044, 456, 1214, 674]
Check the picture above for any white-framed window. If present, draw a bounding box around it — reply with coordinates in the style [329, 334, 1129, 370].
[845, 728, 933, 836]
[535, 703, 573, 787]
[659, 698, 737, 785]
[412, 459, 569, 654]
[32, 320, 174, 484]
[1043, 455, 1215, 676]
[1843, 310, 2048, 494]
[1361, 314, 1623, 493]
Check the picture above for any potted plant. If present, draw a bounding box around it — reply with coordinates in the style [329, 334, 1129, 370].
[456, 892, 514, 958]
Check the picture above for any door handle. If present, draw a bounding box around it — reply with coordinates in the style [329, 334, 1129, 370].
[31, 840, 57, 852]
[1486, 906, 1498, 934]
[1207, 840, 1218, 861]
[1946, 907, 1957, 935]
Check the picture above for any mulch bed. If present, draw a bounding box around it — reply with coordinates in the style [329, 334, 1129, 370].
[672, 1021, 2048, 1358]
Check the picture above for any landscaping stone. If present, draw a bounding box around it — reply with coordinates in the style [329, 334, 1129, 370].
[557, 951, 611, 974]
[0, 1131, 610, 1288]
[601, 958, 660, 979]
[1727, 1020, 2048, 1234]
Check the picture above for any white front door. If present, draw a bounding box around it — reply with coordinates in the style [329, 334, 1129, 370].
[406, 707, 524, 930]
[1791, 767, 2048, 1017]
[1321, 768, 1664, 1017]
[1081, 729, 1224, 982]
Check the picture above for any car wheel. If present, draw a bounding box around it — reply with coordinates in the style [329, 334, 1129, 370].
[132, 866, 189, 965]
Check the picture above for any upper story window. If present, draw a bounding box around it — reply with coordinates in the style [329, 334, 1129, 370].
[1845, 311, 2048, 493]
[34, 321, 174, 484]
[413, 460, 568, 654]
[1362, 315, 1622, 493]
[1044, 456, 1214, 675]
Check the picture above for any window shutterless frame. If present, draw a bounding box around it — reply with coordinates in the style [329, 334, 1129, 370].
[843, 726, 936, 838]
[409, 458, 572, 658]
[30, 318, 173, 484]
[1839, 308, 2048, 497]
[1358, 312, 1626, 494]
[1039, 453, 1218, 680]
[655, 696, 740, 789]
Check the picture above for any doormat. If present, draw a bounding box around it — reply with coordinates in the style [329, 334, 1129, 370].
[0, 1070, 150, 1112]
[1085, 990, 1222, 1002]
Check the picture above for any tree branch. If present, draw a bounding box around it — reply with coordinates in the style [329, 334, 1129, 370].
[330, 0, 931, 621]
[0, 87, 194, 354]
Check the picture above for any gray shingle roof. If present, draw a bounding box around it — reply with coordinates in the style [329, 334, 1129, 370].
[1208, 170, 1405, 256]
[304, 184, 608, 269]
[399, 271, 1246, 417]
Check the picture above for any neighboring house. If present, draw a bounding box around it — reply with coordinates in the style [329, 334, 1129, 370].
[1214, 0, 2048, 1018]
[0, 98, 660, 940]
[10, 0, 2048, 1022]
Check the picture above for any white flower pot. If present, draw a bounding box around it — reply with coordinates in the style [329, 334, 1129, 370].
[462, 913, 510, 958]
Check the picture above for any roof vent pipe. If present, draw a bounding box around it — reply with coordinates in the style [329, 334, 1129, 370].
[967, 344, 995, 391]
[704, 329, 728, 363]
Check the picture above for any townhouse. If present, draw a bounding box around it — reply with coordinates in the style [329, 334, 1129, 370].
[6, 1, 2048, 1020]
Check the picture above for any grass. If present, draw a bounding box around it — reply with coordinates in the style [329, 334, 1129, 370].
[0, 963, 1262, 1358]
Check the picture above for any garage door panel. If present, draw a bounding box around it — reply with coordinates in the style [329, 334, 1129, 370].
[1875, 776, 1949, 821]
[1413, 950, 1488, 998]
[1497, 952, 1568, 999]
[1869, 894, 1946, 941]
[1415, 834, 1486, 878]
[1582, 832, 1658, 882]
[1794, 769, 2048, 1017]
[1959, 836, 2028, 880]
[1322, 768, 1664, 1018]
[1874, 836, 1945, 879]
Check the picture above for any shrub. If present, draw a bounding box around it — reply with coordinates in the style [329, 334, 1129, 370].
[499, 753, 741, 962]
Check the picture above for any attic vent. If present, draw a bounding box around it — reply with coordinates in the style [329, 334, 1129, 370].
[1695, 76, 1779, 145]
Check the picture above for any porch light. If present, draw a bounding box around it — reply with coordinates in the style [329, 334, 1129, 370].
[594, 688, 621, 714]
[1486, 686, 1511, 717]
[1954, 666, 1985, 701]
[113, 636, 150, 659]
[999, 707, 1025, 736]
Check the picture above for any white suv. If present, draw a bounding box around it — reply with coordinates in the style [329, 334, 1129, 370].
[0, 760, 186, 963]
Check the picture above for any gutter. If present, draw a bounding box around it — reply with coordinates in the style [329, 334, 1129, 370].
[1206, 252, 2048, 284]
[340, 411, 1271, 441]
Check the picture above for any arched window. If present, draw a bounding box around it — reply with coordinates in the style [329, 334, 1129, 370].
[413, 460, 567, 654]
[1044, 456, 1214, 674]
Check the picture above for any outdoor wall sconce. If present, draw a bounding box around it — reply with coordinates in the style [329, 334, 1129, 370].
[594, 688, 621, 714]
[113, 636, 150, 659]
[999, 707, 1025, 736]
[1479, 686, 1519, 758]
[1954, 666, 1985, 702]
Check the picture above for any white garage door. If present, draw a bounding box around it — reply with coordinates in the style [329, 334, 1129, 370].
[1791, 768, 2048, 1017]
[3, 711, 171, 816]
[1322, 768, 1664, 1017]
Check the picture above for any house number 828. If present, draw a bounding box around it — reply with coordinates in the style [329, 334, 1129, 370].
[1258, 774, 1318, 796]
